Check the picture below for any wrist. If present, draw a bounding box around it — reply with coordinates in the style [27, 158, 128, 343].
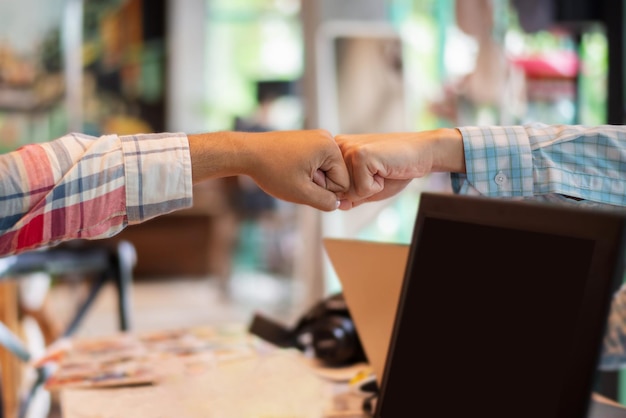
[431, 128, 465, 173]
[188, 131, 246, 182]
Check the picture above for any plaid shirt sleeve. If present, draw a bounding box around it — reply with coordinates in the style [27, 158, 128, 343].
[451, 123, 626, 207]
[0, 132, 193, 257]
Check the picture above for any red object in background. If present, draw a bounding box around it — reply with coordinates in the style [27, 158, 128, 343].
[511, 49, 580, 79]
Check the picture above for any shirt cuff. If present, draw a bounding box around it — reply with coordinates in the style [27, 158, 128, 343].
[121, 132, 193, 224]
[452, 126, 534, 197]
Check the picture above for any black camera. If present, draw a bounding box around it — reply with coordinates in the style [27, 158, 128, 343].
[248, 293, 367, 367]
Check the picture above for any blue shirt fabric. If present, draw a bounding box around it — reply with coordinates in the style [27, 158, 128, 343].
[451, 123, 626, 370]
[453, 123, 626, 209]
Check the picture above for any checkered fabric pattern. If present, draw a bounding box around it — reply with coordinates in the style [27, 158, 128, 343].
[453, 123, 626, 208]
[0, 132, 193, 256]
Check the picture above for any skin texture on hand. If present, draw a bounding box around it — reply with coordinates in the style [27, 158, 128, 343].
[334, 128, 464, 209]
[187, 129, 349, 211]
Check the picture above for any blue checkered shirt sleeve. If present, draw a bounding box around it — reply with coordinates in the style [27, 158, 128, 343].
[451, 123, 626, 207]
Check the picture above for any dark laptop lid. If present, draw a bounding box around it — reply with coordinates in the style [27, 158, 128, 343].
[375, 192, 626, 418]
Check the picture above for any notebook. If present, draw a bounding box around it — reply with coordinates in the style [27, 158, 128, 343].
[373, 192, 626, 417]
[323, 237, 408, 386]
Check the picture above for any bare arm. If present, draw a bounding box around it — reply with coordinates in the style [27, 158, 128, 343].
[188, 129, 350, 211]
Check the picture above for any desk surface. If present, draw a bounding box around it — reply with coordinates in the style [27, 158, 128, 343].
[60, 350, 369, 418]
[47, 325, 369, 417]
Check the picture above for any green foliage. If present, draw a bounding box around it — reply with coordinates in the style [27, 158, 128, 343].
[579, 28, 608, 125]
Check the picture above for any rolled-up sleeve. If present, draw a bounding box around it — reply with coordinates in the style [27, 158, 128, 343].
[451, 123, 626, 207]
[0, 132, 193, 256]
[121, 132, 193, 224]
[451, 125, 534, 197]
[528, 123, 626, 206]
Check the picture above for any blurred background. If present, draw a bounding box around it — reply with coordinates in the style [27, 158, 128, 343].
[0, 0, 619, 416]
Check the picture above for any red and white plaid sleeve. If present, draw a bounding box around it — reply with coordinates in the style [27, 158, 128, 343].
[0, 132, 193, 256]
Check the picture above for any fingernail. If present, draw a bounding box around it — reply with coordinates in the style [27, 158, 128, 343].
[336, 200, 341, 209]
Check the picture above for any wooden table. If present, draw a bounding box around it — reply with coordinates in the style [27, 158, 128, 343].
[59, 350, 369, 418]
[47, 325, 369, 417]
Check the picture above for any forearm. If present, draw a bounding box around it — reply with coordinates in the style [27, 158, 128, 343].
[188, 129, 347, 211]
[0, 132, 192, 256]
[187, 131, 249, 182]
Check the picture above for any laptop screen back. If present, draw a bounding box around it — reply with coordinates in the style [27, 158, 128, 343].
[323, 238, 409, 386]
[375, 193, 626, 418]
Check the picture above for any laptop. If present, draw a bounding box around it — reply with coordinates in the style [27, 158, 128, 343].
[323, 237, 409, 386]
[369, 192, 626, 417]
